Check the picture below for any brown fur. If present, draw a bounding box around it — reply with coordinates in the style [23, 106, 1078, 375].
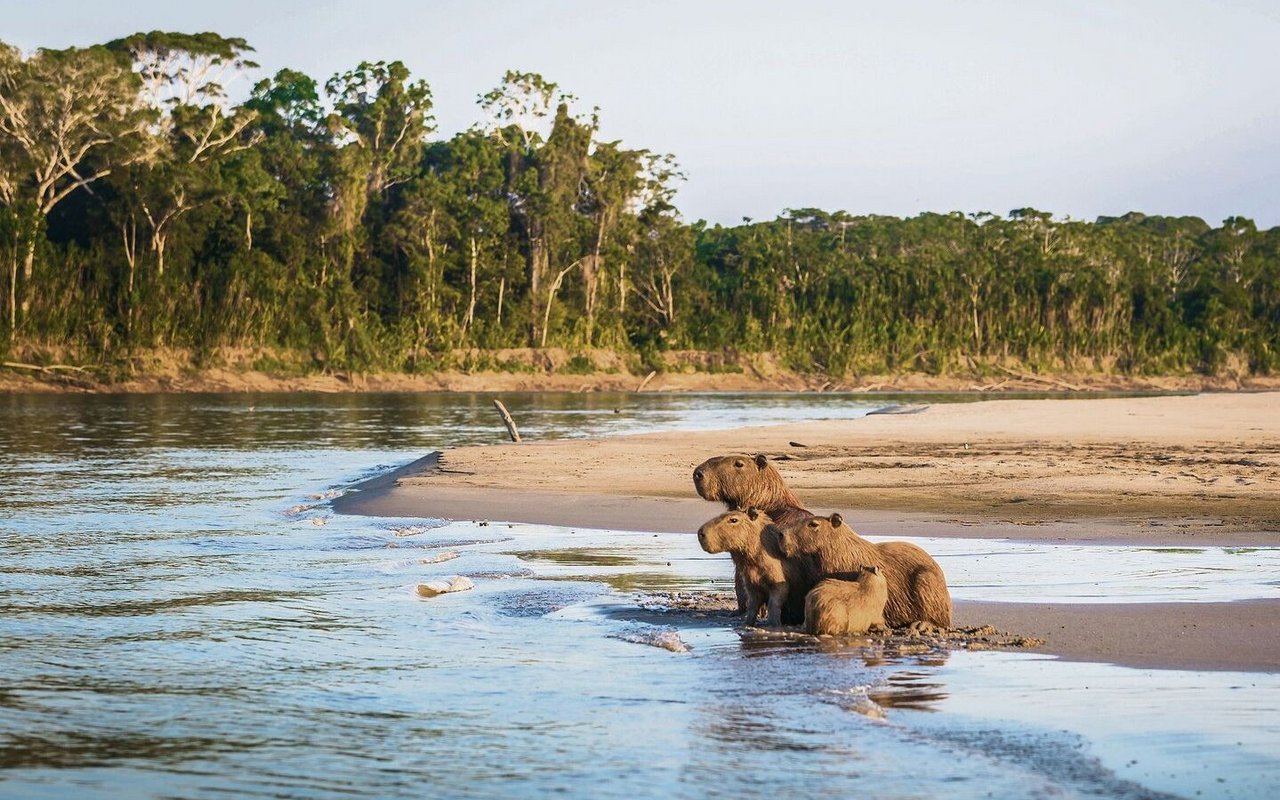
[696, 509, 804, 626]
[776, 513, 952, 628]
[804, 566, 888, 636]
[693, 453, 813, 612]
[693, 454, 813, 527]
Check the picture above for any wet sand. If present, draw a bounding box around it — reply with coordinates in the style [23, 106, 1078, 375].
[333, 392, 1280, 672]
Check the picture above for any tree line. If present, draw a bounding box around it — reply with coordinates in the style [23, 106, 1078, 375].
[2, 32, 1277, 378]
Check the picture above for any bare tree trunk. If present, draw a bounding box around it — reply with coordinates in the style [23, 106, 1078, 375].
[121, 218, 138, 338]
[584, 216, 606, 345]
[122, 219, 138, 296]
[529, 234, 548, 346]
[153, 232, 167, 278]
[582, 254, 598, 345]
[465, 236, 478, 332]
[7, 250, 15, 333]
[662, 264, 675, 328]
[425, 210, 437, 313]
[20, 234, 35, 316]
[539, 260, 580, 349]
[21, 235, 34, 283]
[969, 286, 982, 352]
[617, 253, 626, 314]
[497, 277, 505, 327]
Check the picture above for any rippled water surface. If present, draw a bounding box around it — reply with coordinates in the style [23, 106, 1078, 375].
[2, 392, 1277, 800]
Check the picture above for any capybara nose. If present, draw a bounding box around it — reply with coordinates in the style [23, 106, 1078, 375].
[693, 468, 704, 483]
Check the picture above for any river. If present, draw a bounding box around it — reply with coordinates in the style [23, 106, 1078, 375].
[1, 392, 1277, 799]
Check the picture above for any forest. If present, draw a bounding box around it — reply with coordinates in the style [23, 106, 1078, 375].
[2, 32, 1278, 380]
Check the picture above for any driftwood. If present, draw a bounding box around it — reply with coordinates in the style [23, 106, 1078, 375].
[991, 364, 1086, 392]
[635, 370, 657, 392]
[3, 361, 90, 373]
[492, 399, 521, 443]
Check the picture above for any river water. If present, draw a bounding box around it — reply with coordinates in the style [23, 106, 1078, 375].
[1, 392, 1278, 799]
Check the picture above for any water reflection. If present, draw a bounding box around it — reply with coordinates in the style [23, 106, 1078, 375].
[868, 671, 950, 711]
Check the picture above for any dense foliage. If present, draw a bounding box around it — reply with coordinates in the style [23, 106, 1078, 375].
[2, 33, 1277, 377]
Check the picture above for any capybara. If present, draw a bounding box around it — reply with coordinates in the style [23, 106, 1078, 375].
[696, 509, 804, 626]
[803, 566, 888, 636]
[692, 453, 813, 527]
[694, 453, 814, 611]
[775, 513, 952, 628]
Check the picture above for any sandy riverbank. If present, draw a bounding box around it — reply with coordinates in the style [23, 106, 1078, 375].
[4, 361, 1280, 394]
[333, 392, 1280, 671]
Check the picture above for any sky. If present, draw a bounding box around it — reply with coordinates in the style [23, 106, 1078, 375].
[5, 0, 1279, 227]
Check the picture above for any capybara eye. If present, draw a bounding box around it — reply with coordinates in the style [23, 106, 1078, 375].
[733, 460, 744, 468]
[809, 520, 819, 528]
[729, 517, 738, 523]
[693, 469, 704, 481]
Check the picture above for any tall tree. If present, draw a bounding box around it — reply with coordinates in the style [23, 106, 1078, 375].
[0, 42, 153, 329]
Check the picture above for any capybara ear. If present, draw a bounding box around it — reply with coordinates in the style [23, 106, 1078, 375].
[830, 512, 843, 528]
[754, 453, 768, 469]
[747, 507, 760, 521]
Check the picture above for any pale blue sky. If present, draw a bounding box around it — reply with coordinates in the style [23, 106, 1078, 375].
[5, 0, 1278, 226]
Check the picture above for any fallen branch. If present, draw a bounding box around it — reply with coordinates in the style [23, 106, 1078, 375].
[991, 365, 1086, 392]
[492, 399, 522, 443]
[3, 361, 90, 373]
[635, 370, 657, 392]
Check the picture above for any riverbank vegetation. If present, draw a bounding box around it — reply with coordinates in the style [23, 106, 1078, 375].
[2, 32, 1277, 384]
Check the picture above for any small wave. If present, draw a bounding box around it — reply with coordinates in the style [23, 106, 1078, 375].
[610, 625, 691, 653]
[820, 686, 888, 720]
[389, 523, 444, 537]
[486, 586, 602, 618]
[465, 568, 536, 580]
[425, 537, 513, 548]
[419, 551, 460, 564]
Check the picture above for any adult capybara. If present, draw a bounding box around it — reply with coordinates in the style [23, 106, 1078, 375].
[693, 453, 813, 527]
[696, 509, 804, 626]
[776, 513, 952, 628]
[803, 566, 888, 636]
[693, 453, 814, 613]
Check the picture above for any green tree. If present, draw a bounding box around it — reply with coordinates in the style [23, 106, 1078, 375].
[0, 41, 153, 331]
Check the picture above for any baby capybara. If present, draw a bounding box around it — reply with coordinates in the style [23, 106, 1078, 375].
[804, 566, 888, 636]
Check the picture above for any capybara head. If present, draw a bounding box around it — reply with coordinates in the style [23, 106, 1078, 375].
[775, 512, 847, 558]
[693, 453, 802, 511]
[696, 508, 770, 554]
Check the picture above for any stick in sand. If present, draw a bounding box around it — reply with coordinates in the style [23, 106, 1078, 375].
[492, 399, 521, 443]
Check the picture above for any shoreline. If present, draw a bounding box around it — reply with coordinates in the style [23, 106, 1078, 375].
[332, 392, 1280, 672]
[4, 362, 1280, 395]
[334, 467, 1280, 673]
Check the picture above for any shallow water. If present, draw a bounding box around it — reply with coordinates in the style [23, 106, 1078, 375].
[1, 392, 1277, 799]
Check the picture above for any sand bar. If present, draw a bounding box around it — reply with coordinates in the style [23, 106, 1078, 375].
[334, 392, 1280, 671]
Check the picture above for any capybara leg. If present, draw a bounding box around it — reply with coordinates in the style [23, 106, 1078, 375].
[913, 569, 953, 628]
[734, 568, 748, 613]
[764, 583, 788, 627]
[743, 586, 765, 625]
